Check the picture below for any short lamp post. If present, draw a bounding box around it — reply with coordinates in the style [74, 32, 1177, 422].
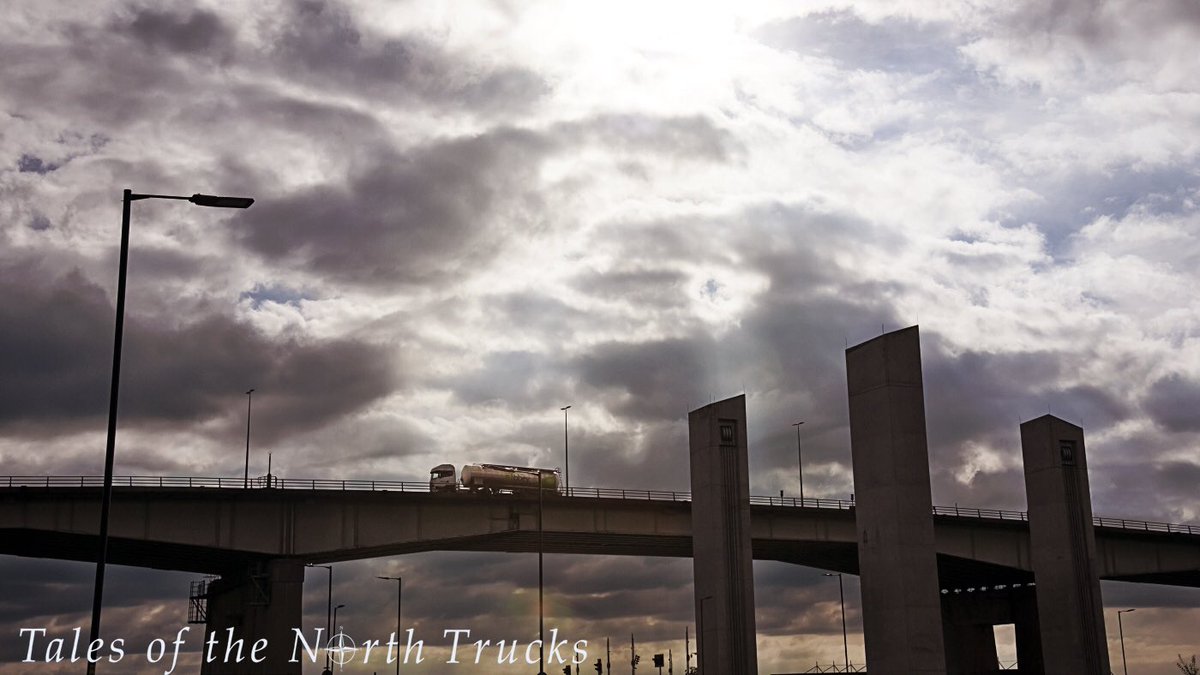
[244, 388, 255, 488]
[1118, 608, 1135, 675]
[792, 421, 805, 504]
[560, 405, 571, 494]
[88, 190, 253, 675]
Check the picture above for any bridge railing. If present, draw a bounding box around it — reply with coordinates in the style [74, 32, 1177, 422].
[0, 475, 434, 492]
[2, 475, 1197, 536]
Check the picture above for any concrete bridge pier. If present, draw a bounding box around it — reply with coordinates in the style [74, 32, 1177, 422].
[200, 558, 304, 675]
[688, 394, 759, 675]
[845, 326, 948, 675]
[941, 586, 1043, 675]
[1021, 415, 1110, 674]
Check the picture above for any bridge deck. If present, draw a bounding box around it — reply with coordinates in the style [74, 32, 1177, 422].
[2, 477, 1198, 589]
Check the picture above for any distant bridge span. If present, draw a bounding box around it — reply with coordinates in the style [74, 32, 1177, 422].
[2, 476, 1198, 589]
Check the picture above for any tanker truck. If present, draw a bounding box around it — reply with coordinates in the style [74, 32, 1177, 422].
[429, 463, 561, 494]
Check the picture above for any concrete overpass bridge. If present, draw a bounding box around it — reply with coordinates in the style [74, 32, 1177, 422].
[2, 475, 1197, 590]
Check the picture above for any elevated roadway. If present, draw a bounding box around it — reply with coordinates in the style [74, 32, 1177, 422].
[2, 476, 1198, 589]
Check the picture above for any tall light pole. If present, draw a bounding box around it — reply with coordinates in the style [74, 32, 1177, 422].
[308, 564, 333, 671]
[88, 189, 253, 675]
[377, 575, 402, 675]
[244, 388, 255, 488]
[561, 405, 571, 494]
[538, 468, 546, 675]
[1118, 608, 1136, 675]
[792, 421, 805, 504]
[825, 573, 849, 672]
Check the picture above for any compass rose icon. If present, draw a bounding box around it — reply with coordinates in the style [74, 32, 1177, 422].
[326, 627, 358, 670]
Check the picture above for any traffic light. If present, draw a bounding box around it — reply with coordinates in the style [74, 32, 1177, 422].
[653, 654, 664, 667]
[594, 659, 603, 674]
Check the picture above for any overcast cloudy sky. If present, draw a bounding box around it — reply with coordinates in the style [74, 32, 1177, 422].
[2, 0, 1199, 672]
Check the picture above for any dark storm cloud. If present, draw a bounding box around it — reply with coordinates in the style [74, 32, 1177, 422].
[756, 10, 960, 74]
[551, 114, 737, 163]
[445, 350, 567, 410]
[268, 0, 548, 113]
[0, 557, 197, 667]
[0, 0, 542, 144]
[115, 5, 235, 57]
[576, 337, 715, 423]
[1143, 373, 1200, 433]
[229, 111, 736, 288]
[997, 0, 1200, 48]
[0, 260, 395, 439]
[0, 559, 191, 625]
[919, 338, 1134, 505]
[17, 155, 58, 175]
[570, 268, 689, 309]
[230, 126, 554, 286]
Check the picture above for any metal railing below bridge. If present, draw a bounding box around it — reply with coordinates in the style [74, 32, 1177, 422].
[2, 475, 1198, 536]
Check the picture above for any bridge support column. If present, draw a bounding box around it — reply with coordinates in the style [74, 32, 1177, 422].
[201, 558, 304, 675]
[688, 394, 758, 675]
[1020, 415, 1110, 674]
[940, 586, 1042, 675]
[1013, 590, 1044, 674]
[845, 326, 947, 675]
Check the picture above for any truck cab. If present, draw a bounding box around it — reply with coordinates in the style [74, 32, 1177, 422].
[429, 464, 458, 492]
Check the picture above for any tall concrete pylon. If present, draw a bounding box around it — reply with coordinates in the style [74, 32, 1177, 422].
[845, 326, 947, 675]
[1020, 415, 1111, 674]
[688, 394, 759, 675]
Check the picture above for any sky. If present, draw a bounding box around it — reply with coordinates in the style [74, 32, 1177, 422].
[1, 0, 1199, 672]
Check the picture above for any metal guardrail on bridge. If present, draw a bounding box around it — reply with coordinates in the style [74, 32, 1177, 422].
[2, 475, 1198, 536]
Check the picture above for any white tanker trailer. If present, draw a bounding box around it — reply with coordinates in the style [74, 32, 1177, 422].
[429, 463, 561, 494]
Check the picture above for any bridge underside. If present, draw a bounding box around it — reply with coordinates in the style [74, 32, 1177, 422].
[8, 526, 1190, 591]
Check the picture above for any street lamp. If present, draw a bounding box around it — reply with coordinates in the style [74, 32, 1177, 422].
[244, 388, 255, 488]
[538, 468, 546, 675]
[333, 603, 346, 635]
[307, 564, 333, 671]
[377, 575, 402, 675]
[561, 405, 571, 494]
[1118, 608, 1136, 675]
[87, 189, 253, 675]
[824, 573, 849, 672]
[792, 421, 805, 504]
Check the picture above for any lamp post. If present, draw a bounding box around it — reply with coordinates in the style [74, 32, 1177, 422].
[824, 573, 849, 672]
[307, 564, 333, 671]
[1118, 608, 1136, 675]
[244, 388, 255, 488]
[88, 189, 253, 675]
[377, 575, 402, 675]
[697, 595, 712, 674]
[538, 468, 546, 675]
[333, 603, 345, 634]
[792, 421, 805, 504]
[561, 405, 571, 494]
